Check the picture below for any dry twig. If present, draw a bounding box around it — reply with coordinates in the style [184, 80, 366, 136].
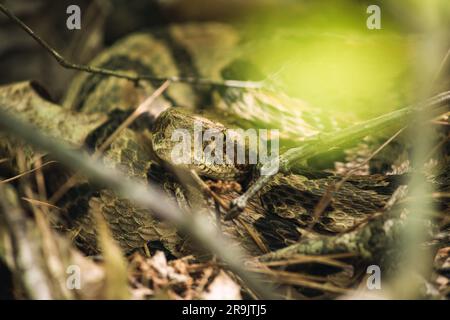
[0, 4, 263, 90]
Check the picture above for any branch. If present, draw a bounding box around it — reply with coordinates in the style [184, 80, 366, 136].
[258, 213, 401, 263]
[281, 91, 450, 169]
[0, 3, 263, 89]
[225, 91, 450, 220]
[259, 186, 410, 263]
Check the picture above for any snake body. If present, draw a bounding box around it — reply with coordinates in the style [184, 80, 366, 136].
[0, 23, 412, 256]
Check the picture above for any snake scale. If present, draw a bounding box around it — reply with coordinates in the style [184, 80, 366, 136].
[0, 23, 432, 257]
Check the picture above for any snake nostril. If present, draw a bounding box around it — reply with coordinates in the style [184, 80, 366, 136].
[320, 217, 335, 225]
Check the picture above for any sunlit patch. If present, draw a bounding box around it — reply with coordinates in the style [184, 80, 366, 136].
[238, 1, 419, 119]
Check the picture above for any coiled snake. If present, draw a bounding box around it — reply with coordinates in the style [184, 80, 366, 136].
[0, 23, 441, 257]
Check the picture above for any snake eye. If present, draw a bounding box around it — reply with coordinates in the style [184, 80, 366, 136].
[333, 211, 346, 219]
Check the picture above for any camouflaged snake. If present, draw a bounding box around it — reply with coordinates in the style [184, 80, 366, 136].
[0, 23, 419, 256]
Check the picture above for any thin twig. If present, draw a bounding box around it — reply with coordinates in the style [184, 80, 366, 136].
[432, 120, 450, 126]
[34, 156, 48, 200]
[189, 170, 230, 211]
[317, 183, 408, 235]
[426, 133, 449, 161]
[309, 127, 405, 229]
[259, 252, 355, 269]
[431, 47, 450, 85]
[249, 267, 351, 294]
[235, 218, 270, 254]
[21, 197, 61, 210]
[0, 160, 57, 184]
[189, 170, 269, 253]
[431, 192, 450, 199]
[0, 3, 263, 90]
[97, 80, 171, 154]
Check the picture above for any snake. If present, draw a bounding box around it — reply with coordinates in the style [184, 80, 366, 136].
[0, 22, 444, 258]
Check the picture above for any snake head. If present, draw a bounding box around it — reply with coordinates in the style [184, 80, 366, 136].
[151, 107, 250, 180]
